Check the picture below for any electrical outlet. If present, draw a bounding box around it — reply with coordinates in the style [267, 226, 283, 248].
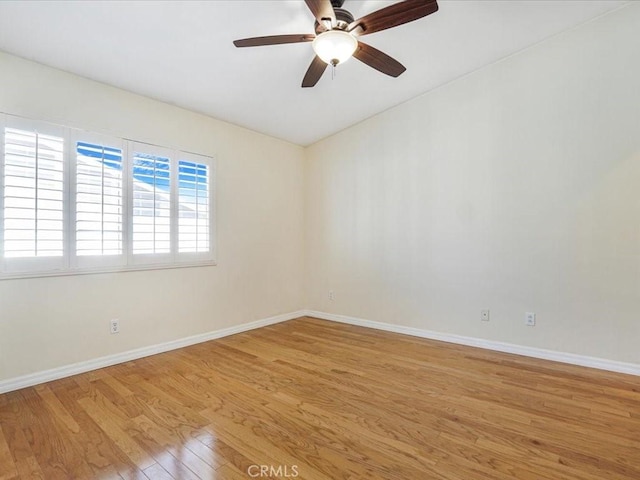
[110, 319, 120, 334]
[481, 309, 490, 321]
[525, 312, 536, 326]
[328, 291, 335, 301]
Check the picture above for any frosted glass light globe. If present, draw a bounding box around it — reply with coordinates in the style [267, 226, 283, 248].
[312, 30, 358, 66]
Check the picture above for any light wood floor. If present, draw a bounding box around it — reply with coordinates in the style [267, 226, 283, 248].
[1, 317, 639, 479]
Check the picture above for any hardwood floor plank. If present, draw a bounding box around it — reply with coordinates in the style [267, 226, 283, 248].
[215, 463, 253, 480]
[0, 423, 19, 480]
[35, 384, 119, 479]
[208, 438, 257, 476]
[77, 397, 155, 471]
[19, 389, 95, 479]
[142, 462, 174, 480]
[130, 415, 221, 479]
[13, 456, 45, 480]
[1, 317, 639, 479]
[197, 407, 334, 480]
[0, 394, 44, 480]
[129, 437, 201, 480]
[51, 381, 142, 478]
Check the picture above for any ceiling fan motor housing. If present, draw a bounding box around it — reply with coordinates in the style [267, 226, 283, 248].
[314, 8, 355, 34]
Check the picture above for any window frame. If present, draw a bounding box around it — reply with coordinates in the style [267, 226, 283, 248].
[0, 113, 217, 280]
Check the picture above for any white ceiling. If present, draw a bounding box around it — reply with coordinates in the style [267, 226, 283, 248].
[0, 0, 627, 146]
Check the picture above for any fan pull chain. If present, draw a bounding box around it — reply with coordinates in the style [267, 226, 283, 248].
[331, 63, 336, 80]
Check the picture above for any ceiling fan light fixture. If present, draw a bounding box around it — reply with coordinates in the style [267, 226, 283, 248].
[312, 30, 358, 66]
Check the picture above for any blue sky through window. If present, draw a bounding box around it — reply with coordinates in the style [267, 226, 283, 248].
[178, 161, 208, 202]
[80, 145, 208, 193]
[77, 142, 122, 170]
[133, 152, 170, 191]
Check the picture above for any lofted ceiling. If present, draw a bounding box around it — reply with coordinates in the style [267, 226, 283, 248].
[0, 0, 628, 146]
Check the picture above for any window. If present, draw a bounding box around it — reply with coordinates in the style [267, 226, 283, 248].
[0, 114, 215, 278]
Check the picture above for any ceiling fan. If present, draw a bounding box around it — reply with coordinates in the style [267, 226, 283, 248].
[233, 0, 439, 88]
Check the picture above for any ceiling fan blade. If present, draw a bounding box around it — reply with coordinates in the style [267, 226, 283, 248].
[348, 0, 438, 37]
[302, 56, 328, 88]
[353, 41, 406, 77]
[233, 34, 315, 48]
[304, 0, 336, 31]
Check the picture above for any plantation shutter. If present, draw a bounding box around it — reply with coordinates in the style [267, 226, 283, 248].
[1, 118, 66, 273]
[1, 114, 215, 278]
[71, 132, 126, 268]
[178, 156, 211, 254]
[130, 143, 173, 264]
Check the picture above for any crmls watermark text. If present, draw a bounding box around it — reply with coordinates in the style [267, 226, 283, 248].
[247, 464, 299, 478]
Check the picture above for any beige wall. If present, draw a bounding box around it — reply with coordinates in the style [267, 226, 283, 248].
[0, 52, 305, 381]
[305, 5, 640, 363]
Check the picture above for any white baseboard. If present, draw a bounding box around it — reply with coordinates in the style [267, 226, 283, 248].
[3, 308, 638, 394]
[0, 310, 305, 394]
[304, 310, 640, 377]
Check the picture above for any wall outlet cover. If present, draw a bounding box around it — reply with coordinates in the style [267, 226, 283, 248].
[110, 319, 120, 334]
[525, 312, 536, 326]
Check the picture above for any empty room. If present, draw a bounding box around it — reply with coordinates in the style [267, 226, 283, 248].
[0, 0, 639, 479]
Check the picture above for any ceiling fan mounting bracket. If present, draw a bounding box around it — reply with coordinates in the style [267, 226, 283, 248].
[330, 0, 346, 8]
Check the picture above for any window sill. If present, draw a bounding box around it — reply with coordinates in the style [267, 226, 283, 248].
[0, 260, 217, 281]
